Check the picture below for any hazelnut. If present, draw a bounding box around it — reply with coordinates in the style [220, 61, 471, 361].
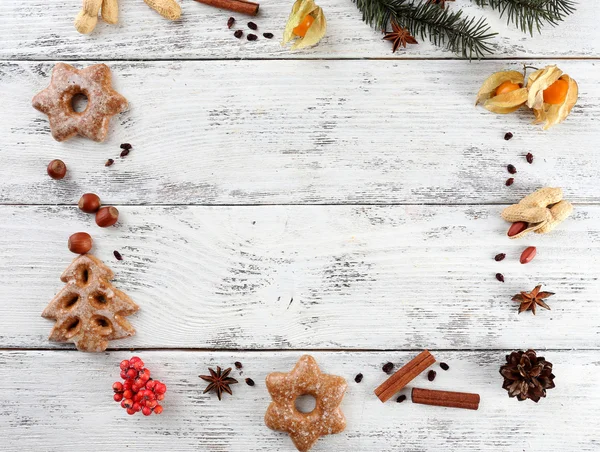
[47, 159, 67, 180]
[68, 232, 93, 254]
[78, 193, 101, 214]
[96, 206, 119, 227]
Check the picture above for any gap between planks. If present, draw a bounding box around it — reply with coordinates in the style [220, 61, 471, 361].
[2, 348, 596, 352]
[3, 57, 600, 63]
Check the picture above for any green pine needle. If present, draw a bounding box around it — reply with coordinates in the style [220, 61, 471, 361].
[352, 0, 497, 59]
[471, 0, 577, 35]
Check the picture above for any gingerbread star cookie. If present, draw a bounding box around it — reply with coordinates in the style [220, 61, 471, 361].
[265, 355, 347, 452]
[32, 63, 128, 142]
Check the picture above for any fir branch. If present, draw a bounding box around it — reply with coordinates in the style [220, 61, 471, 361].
[352, 0, 496, 59]
[471, 0, 577, 34]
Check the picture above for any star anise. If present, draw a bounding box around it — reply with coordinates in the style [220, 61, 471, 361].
[512, 284, 554, 314]
[383, 21, 418, 53]
[427, 0, 455, 9]
[199, 366, 238, 400]
[500, 349, 555, 402]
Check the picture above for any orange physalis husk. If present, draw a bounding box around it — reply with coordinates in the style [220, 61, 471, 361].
[527, 65, 578, 130]
[282, 0, 326, 50]
[475, 70, 528, 114]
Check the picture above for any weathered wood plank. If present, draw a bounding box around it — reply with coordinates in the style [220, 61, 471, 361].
[0, 0, 598, 60]
[1, 350, 598, 451]
[1, 60, 597, 205]
[1, 205, 597, 350]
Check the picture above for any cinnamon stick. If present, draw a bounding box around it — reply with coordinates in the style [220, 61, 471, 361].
[411, 388, 480, 410]
[194, 0, 259, 16]
[374, 350, 435, 403]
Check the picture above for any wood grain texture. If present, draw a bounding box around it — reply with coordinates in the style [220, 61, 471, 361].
[1, 60, 598, 205]
[2, 204, 598, 350]
[1, 350, 598, 451]
[0, 0, 598, 60]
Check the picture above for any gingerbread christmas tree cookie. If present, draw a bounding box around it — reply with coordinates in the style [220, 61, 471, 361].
[42, 254, 138, 352]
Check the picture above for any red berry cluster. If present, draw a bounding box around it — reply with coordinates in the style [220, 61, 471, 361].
[112, 356, 166, 416]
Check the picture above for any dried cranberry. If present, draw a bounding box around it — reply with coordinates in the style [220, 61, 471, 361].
[234, 361, 243, 369]
[227, 17, 235, 29]
[245, 378, 255, 386]
[507, 164, 516, 174]
[234, 30, 243, 39]
[440, 362, 449, 371]
[354, 373, 363, 383]
[105, 158, 114, 167]
[248, 22, 257, 30]
[247, 34, 258, 41]
[120, 149, 130, 158]
[494, 253, 506, 262]
[496, 273, 505, 283]
[504, 132, 513, 141]
[120, 143, 132, 150]
[427, 370, 436, 381]
[113, 250, 123, 261]
[396, 395, 407, 403]
[263, 33, 274, 39]
[505, 178, 514, 186]
[526, 152, 534, 164]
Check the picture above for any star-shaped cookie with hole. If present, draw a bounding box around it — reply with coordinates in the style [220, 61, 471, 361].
[264, 355, 347, 452]
[32, 63, 128, 142]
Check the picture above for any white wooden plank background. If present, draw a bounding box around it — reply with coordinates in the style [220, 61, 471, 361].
[1, 0, 599, 59]
[2, 351, 599, 451]
[1, 0, 599, 450]
[1, 204, 598, 350]
[1, 60, 598, 205]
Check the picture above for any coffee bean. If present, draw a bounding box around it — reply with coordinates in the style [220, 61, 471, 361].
[382, 362, 394, 374]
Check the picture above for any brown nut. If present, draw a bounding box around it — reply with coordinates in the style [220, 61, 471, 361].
[68, 232, 93, 254]
[95, 206, 119, 227]
[78, 193, 101, 213]
[520, 246, 537, 264]
[508, 221, 528, 237]
[47, 159, 67, 180]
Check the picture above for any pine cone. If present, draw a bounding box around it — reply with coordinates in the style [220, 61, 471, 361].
[500, 350, 555, 402]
